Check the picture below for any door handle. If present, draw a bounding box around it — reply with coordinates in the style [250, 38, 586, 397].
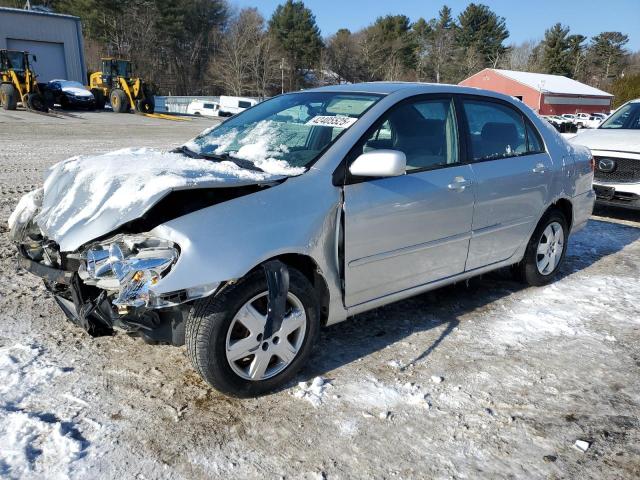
[447, 176, 472, 191]
[532, 163, 547, 173]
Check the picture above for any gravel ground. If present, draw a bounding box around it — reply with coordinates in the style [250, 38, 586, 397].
[1, 109, 639, 479]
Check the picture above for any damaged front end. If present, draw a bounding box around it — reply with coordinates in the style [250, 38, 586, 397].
[10, 197, 207, 345]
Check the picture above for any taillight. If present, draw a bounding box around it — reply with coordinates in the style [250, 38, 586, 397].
[590, 156, 595, 172]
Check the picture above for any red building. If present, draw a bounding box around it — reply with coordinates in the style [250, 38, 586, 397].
[460, 68, 613, 115]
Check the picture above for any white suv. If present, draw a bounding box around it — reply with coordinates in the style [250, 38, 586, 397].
[570, 99, 640, 209]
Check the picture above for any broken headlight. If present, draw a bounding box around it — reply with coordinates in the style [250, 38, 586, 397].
[79, 235, 178, 308]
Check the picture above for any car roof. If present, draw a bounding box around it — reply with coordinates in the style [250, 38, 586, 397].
[304, 81, 523, 103]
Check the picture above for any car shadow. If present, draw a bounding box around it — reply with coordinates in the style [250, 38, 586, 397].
[295, 217, 640, 384]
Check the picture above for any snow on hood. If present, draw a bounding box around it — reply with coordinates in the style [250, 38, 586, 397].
[11, 148, 287, 252]
[569, 129, 640, 153]
[62, 86, 93, 98]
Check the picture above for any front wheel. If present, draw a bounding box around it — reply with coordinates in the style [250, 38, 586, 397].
[516, 210, 568, 286]
[186, 266, 320, 397]
[110, 89, 129, 113]
[0, 84, 17, 110]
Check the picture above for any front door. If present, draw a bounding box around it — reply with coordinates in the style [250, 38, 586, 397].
[343, 96, 475, 307]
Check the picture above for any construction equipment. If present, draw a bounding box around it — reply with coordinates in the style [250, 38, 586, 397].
[0, 49, 47, 111]
[89, 58, 155, 114]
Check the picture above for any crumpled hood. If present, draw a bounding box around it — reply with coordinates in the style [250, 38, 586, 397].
[62, 86, 93, 98]
[569, 129, 640, 153]
[9, 148, 286, 252]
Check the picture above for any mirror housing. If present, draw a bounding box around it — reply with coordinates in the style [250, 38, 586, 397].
[349, 150, 406, 178]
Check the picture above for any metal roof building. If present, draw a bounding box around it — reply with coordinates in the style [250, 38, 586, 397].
[460, 68, 613, 115]
[0, 7, 86, 84]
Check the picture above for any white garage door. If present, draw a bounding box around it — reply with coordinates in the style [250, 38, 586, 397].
[6, 38, 67, 83]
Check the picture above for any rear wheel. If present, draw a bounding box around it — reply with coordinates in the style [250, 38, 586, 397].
[186, 266, 320, 397]
[110, 89, 129, 113]
[135, 97, 154, 114]
[27, 93, 46, 112]
[0, 84, 17, 110]
[516, 210, 568, 286]
[91, 89, 106, 110]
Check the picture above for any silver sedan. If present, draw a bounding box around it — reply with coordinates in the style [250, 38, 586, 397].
[10, 82, 595, 396]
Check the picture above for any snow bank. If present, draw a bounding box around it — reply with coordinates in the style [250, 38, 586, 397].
[0, 344, 86, 479]
[28, 147, 287, 251]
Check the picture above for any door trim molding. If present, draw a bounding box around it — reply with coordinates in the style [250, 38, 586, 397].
[348, 230, 472, 268]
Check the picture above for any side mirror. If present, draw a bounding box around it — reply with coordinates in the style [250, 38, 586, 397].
[349, 150, 406, 178]
[32, 55, 37, 62]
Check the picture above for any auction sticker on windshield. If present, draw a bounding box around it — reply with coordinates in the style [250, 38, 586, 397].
[305, 116, 358, 129]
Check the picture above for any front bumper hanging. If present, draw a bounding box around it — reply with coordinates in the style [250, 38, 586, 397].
[16, 254, 186, 344]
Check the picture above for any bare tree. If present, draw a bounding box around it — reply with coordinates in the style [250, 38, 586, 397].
[502, 41, 537, 71]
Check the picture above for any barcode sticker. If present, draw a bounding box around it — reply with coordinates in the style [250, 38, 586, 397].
[305, 115, 358, 129]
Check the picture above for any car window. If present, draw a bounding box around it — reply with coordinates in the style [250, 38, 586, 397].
[462, 99, 530, 161]
[359, 98, 459, 172]
[600, 102, 640, 130]
[526, 122, 544, 153]
[238, 101, 252, 108]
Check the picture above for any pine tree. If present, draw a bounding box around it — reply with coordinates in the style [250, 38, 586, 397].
[268, 0, 323, 90]
[588, 32, 629, 86]
[540, 23, 571, 76]
[456, 3, 509, 72]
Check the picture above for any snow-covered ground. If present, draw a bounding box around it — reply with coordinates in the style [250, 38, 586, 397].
[1, 110, 639, 479]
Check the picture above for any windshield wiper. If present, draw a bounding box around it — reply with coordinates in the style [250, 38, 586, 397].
[175, 146, 265, 173]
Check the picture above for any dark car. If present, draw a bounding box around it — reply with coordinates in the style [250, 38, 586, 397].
[47, 80, 95, 110]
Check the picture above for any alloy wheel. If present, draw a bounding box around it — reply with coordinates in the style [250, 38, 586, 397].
[536, 221, 565, 275]
[225, 291, 306, 381]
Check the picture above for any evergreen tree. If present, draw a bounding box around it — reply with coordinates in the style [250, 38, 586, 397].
[456, 3, 509, 72]
[588, 31, 629, 86]
[268, 0, 323, 90]
[540, 23, 571, 76]
[360, 15, 416, 81]
[610, 73, 640, 108]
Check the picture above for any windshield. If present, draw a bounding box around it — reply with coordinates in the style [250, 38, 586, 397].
[183, 91, 382, 176]
[600, 102, 640, 130]
[60, 81, 85, 89]
[7, 51, 25, 71]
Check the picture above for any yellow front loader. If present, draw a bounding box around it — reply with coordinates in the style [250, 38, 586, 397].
[0, 49, 47, 111]
[89, 58, 155, 113]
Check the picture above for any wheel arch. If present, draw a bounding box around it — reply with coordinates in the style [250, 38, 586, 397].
[548, 197, 573, 231]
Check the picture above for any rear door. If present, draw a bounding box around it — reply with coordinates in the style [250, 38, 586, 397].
[458, 96, 552, 270]
[342, 95, 475, 307]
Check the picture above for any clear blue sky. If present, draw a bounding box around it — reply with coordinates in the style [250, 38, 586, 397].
[232, 0, 640, 50]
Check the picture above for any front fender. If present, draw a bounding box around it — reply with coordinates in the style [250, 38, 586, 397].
[149, 170, 341, 296]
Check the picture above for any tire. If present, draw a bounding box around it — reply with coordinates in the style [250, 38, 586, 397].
[0, 84, 18, 110]
[27, 93, 46, 112]
[110, 89, 129, 113]
[91, 89, 106, 110]
[186, 266, 320, 397]
[135, 97, 154, 114]
[516, 210, 569, 286]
